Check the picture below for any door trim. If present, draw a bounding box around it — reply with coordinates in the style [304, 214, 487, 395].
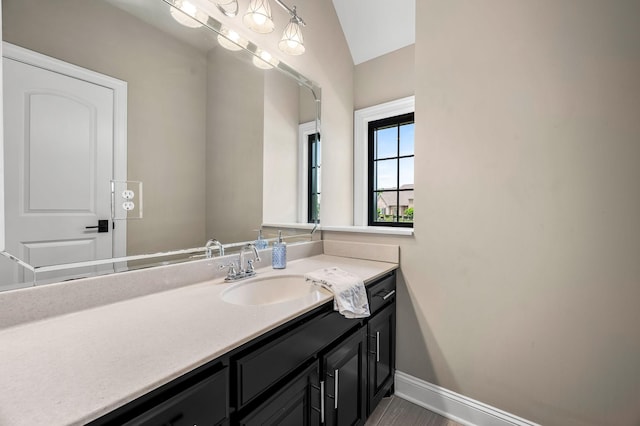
[2, 41, 128, 259]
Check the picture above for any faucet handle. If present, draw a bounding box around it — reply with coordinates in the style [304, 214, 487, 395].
[219, 262, 238, 280]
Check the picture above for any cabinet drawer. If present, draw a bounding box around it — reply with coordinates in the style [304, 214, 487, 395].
[235, 309, 357, 408]
[366, 273, 396, 315]
[123, 367, 228, 426]
[239, 363, 320, 426]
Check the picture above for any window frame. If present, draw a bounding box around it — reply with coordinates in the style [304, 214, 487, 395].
[367, 112, 415, 227]
[298, 120, 321, 223]
[354, 96, 415, 227]
[307, 132, 321, 223]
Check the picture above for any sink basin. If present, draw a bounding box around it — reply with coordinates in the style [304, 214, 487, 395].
[221, 274, 329, 306]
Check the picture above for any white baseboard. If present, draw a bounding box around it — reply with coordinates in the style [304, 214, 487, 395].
[394, 371, 540, 426]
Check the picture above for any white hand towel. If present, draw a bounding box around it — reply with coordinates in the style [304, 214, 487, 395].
[305, 267, 370, 318]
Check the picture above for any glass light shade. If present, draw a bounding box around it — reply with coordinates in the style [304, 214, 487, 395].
[243, 0, 275, 34]
[213, 0, 239, 17]
[217, 29, 244, 51]
[252, 50, 275, 69]
[278, 18, 305, 55]
[170, 0, 203, 28]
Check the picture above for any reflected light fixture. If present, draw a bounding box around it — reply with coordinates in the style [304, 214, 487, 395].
[252, 50, 275, 69]
[170, 0, 203, 28]
[213, 0, 239, 17]
[217, 28, 245, 51]
[243, 0, 275, 34]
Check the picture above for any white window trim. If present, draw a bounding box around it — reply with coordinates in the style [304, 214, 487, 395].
[353, 96, 415, 226]
[298, 120, 320, 223]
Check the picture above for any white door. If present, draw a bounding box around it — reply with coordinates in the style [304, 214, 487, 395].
[1, 57, 115, 287]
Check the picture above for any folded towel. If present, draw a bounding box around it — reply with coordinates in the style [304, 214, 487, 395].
[305, 267, 370, 318]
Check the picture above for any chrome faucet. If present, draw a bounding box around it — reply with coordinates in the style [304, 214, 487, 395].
[239, 243, 261, 275]
[221, 243, 261, 281]
[205, 239, 224, 258]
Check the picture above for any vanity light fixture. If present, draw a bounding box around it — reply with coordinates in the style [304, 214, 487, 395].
[213, 0, 239, 17]
[243, 0, 275, 33]
[278, 7, 305, 55]
[170, 0, 203, 28]
[243, 0, 306, 55]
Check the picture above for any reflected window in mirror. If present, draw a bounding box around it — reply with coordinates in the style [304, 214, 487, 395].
[307, 133, 321, 223]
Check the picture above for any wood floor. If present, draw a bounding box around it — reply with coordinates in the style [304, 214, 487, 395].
[365, 396, 464, 426]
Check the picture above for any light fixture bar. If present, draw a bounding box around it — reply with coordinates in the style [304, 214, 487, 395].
[273, 0, 306, 26]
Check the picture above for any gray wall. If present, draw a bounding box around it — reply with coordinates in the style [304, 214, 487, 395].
[328, 1, 640, 425]
[413, 2, 640, 423]
[262, 71, 299, 225]
[354, 44, 414, 110]
[206, 48, 263, 243]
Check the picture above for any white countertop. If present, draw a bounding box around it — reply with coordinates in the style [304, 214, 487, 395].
[0, 254, 397, 426]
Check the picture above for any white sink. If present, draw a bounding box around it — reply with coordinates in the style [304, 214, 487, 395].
[221, 274, 329, 306]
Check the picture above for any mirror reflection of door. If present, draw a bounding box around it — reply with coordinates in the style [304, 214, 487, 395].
[1, 45, 126, 289]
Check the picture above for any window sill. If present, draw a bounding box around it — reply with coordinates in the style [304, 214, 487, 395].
[261, 223, 319, 230]
[320, 225, 414, 236]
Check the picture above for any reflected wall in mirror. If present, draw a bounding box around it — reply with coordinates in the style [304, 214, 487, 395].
[1, 0, 320, 291]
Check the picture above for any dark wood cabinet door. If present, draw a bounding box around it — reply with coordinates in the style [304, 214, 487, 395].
[239, 363, 321, 426]
[122, 367, 228, 426]
[323, 328, 367, 426]
[367, 302, 396, 414]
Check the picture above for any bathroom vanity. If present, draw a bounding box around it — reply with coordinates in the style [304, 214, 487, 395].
[0, 243, 398, 426]
[93, 271, 395, 426]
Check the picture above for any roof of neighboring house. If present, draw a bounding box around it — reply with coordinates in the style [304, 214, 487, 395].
[377, 184, 414, 208]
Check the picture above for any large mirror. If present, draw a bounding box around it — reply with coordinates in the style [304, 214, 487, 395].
[0, 0, 320, 291]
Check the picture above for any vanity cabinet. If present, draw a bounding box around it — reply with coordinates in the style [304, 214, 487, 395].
[91, 363, 229, 426]
[364, 272, 397, 415]
[233, 272, 396, 425]
[233, 309, 356, 409]
[123, 368, 229, 426]
[91, 271, 396, 426]
[322, 327, 368, 426]
[239, 363, 321, 426]
[367, 303, 396, 414]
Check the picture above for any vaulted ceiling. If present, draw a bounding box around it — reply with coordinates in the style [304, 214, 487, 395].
[332, 0, 415, 65]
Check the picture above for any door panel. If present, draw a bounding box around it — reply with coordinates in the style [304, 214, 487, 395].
[27, 92, 95, 211]
[2, 56, 115, 286]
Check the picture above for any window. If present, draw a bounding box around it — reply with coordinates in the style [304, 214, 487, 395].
[307, 133, 321, 223]
[298, 121, 321, 224]
[354, 96, 414, 230]
[368, 113, 414, 227]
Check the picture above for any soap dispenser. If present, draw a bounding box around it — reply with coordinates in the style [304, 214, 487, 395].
[255, 229, 268, 250]
[272, 231, 287, 269]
